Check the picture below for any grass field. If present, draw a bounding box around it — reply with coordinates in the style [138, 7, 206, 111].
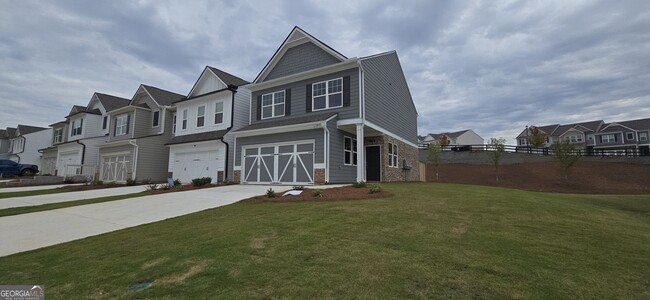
[0, 187, 69, 199]
[0, 192, 149, 217]
[0, 183, 648, 299]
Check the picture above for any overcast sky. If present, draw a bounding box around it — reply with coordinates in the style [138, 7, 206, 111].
[1, 0, 649, 143]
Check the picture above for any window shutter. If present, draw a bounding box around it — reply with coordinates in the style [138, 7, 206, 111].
[126, 115, 130, 134]
[114, 117, 118, 135]
[285, 89, 291, 116]
[343, 76, 351, 107]
[256, 95, 262, 120]
[79, 118, 83, 134]
[306, 84, 312, 112]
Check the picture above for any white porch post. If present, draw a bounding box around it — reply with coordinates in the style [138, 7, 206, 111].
[356, 123, 365, 182]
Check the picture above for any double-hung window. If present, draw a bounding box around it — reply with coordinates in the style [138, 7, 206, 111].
[626, 132, 634, 140]
[115, 115, 128, 136]
[152, 111, 160, 127]
[197, 106, 205, 127]
[388, 143, 398, 168]
[54, 128, 63, 144]
[312, 78, 343, 111]
[71, 119, 83, 136]
[182, 109, 188, 130]
[344, 137, 357, 166]
[102, 116, 108, 130]
[640, 132, 648, 141]
[261, 91, 285, 119]
[601, 134, 616, 143]
[214, 102, 224, 124]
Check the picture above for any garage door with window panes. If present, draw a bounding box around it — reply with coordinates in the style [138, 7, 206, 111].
[243, 142, 314, 184]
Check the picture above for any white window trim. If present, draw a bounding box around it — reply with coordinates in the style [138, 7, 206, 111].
[388, 142, 399, 168]
[639, 132, 648, 141]
[214, 101, 225, 125]
[102, 116, 108, 130]
[70, 119, 83, 136]
[343, 136, 357, 166]
[626, 132, 634, 140]
[312, 77, 343, 111]
[54, 128, 63, 144]
[115, 114, 128, 136]
[261, 90, 285, 120]
[152, 111, 160, 128]
[172, 113, 177, 134]
[197, 105, 206, 128]
[182, 109, 188, 130]
[601, 134, 616, 143]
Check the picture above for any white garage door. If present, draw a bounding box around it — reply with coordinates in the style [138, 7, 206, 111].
[243, 142, 314, 185]
[173, 151, 222, 183]
[58, 152, 79, 177]
[101, 154, 131, 182]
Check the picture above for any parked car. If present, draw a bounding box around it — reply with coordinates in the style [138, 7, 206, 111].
[0, 159, 39, 177]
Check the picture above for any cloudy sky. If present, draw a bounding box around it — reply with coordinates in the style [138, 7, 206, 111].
[1, 0, 649, 143]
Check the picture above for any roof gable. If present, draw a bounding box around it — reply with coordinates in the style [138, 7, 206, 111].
[131, 85, 185, 107]
[254, 26, 347, 83]
[186, 66, 249, 98]
[16, 124, 48, 136]
[94, 93, 130, 112]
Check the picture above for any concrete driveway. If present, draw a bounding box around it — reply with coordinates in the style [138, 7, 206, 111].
[0, 185, 147, 209]
[0, 184, 292, 257]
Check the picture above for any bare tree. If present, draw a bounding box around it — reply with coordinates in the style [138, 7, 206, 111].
[427, 141, 442, 181]
[551, 140, 581, 180]
[526, 126, 547, 148]
[487, 138, 506, 182]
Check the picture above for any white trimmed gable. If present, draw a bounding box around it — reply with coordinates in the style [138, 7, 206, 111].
[188, 68, 228, 98]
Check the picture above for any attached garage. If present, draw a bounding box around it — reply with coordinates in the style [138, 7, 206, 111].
[100, 152, 132, 182]
[58, 151, 81, 177]
[168, 140, 226, 183]
[242, 141, 314, 185]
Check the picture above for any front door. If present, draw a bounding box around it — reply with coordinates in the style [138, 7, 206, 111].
[366, 146, 381, 182]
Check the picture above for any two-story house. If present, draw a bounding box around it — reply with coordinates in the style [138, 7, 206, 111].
[8, 125, 51, 169]
[165, 66, 250, 183]
[420, 130, 484, 146]
[231, 27, 419, 185]
[98, 85, 183, 182]
[516, 120, 604, 148]
[593, 118, 650, 155]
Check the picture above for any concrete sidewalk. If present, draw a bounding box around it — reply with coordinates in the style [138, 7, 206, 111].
[0, 185, 147, 209]
[0, 184, 294, 257]
[0, 183, 84, 193]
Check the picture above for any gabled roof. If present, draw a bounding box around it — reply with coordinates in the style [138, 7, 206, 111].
[69, 105, 87, 116]
[16, 124, 48, 135]
[138, 85, 186, 106]
[95, 93, 131, 112]
[427, 130, 471, 139]
[616, 118, 650, 130]
[5, 127, 16, 138]
[554, 120, 604, 136]
[0, 129, 6, 139]
[49, 120, 69, 127]
[207, 67, 249, 87]
[253, 26, 348, 83]
[165, 130, 229, 146]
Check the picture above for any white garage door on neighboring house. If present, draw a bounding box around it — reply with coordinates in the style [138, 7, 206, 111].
[58, 152, 79, 177]
[172, 150, 223, 183]
[242, 141, 314, 185]
[100, 153, 131, 182]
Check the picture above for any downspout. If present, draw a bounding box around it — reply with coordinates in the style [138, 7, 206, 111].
[75, 139, 86, 175]
[14, 136, 26, 163]
[129, 140, 139, 181]
[323, 120, 330, 183]
[357, 61, 367, 181]
[222, 86, 238, 181]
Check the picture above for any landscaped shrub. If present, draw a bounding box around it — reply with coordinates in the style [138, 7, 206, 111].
[125, 178, 137, 186]
[63, 177, 75, 184]
[369, 184, 381, 194]
[173, 179, 182, 187]
[312, 189, 324, 197]
[266, 188, 276, 198]
[191, 177, 212, 187]
[292, 185, 304, 190]
[352, 181, 366, 188]
[91, 180, 103, 186]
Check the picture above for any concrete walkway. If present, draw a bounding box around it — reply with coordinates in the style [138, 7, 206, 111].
[0, 185, 147, 209]
[0, 183, 84, 193]
[0, 184, 297, 257]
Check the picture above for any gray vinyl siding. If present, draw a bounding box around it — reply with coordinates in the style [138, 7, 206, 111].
[264, 42, 341, 81]
[251, 67, 360, 125]
[98, 144, 135, 180]
[361, 53, 419, 144]
[135, 134, 170, 181]
[108, 110, 135, 142]
[134, 109, 151, 138]
[235, 129, 324, 166]
[224, 87, 251, 180]
[326, 119, 357, 183]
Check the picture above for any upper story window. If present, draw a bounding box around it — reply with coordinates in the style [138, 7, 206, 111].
[564, 134, 583, 143]
[640, 132, 648, 141]
[172, 113, 177, 134]
[102, 116, 108, 130]
[152, 111, 160, 127]
[182, 109, 188, 130]
[14, 139, 24, 152]
[587, 134, 594, 141]
[626, 132, 634, 140]
[71, 119, 83, 136]
[115, 114, 129, 136]
[54, 128, 63, 144]
[197, 106, 206, 127]
[344, 137, 357, 166]
[601, 134, 616, 143]
[214, 102, 224, 124]
[312, 78, 342, 111]
[519, 138, 527, 146]
[262, 91, 285, 119]
[388, 142, 399, 168]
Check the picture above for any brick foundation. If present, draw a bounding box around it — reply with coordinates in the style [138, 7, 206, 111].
[314, 168, 325, 184]
[233, 170, 241, 183]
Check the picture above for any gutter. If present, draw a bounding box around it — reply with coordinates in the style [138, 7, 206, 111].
[15, 136, 26, 163]
[221, 87, 240, 181]
[75, 139, 86, 174]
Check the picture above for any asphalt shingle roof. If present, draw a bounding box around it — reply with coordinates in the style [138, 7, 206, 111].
[95, 93, 131, 112]
[16, 124, 49, 135]
[141, 85, 186, 106]
[208, 67, 250, 87]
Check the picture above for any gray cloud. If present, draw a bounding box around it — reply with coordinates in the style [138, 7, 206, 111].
[1, 0, 649, 144]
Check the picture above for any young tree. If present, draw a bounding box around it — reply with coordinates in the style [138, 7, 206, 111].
[487, 137, 506, 182]
[551, 140, 581, 180]
[526, 126, 547, 148]
[427, 141, 442, 181]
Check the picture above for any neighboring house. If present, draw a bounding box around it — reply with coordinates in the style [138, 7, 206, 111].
[165, 66, 250, 183]
[45, 93, 131, 178]
[231, 27, 419, 185]
[0, 127, 17, 159]
[98, 85, 184, 182]
[420, 130, 484, 146]
[8, 125, 52, 168]
[516, 120, 604, 148]
[592, 118, 650, 155]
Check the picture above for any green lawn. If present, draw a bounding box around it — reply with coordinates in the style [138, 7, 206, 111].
[0, 187, 69, 199]
[0, 192, 150, 217]
[1, 183, 648, 299]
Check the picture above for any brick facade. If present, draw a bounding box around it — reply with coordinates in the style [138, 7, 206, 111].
[233, 170, 241, 183]
[314, 168, 325, 184]
[364, 134, 420, 182]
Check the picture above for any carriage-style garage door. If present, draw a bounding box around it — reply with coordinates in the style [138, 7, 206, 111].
[242, 141, 314, 185]
[100, 154, 131, 182]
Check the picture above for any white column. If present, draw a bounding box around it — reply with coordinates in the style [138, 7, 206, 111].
[356, 123, 365, 182]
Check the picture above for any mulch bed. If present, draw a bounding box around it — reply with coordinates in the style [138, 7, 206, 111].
[242, 186, 393, 203]
[428, 161, 650, 194]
